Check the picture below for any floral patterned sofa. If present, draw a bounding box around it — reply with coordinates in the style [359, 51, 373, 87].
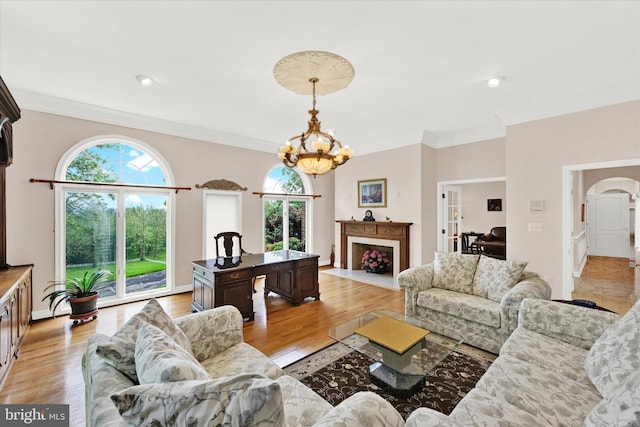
[405, 298, 640, 426]
[398, 253, 551, 354]
[82, 299, 405, 426]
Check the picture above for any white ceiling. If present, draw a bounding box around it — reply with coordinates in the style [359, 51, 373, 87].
[0, 1, 638, 156]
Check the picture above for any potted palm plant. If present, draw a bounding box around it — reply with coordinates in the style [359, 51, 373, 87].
[42, 269, 112, 324]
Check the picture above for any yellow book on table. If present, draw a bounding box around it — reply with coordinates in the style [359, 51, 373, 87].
[355, 316, 429, 354]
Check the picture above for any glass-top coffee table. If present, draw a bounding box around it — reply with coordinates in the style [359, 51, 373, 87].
[329, 309, 463, 397]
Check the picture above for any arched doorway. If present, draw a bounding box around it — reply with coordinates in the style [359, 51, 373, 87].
[563, 160, 640, 312]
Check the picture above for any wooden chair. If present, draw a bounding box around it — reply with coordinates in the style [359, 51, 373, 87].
[213, 232, 249, 258]
[213, 232, 255, 292]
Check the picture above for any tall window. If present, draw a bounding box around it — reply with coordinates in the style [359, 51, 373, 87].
[263, 166, 313, 252]
[56, 136, 174, 304]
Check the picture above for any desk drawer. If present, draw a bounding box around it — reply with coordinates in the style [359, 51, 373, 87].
[217, 269, 252, 283]
[192, 265, 214, 282]
[254, 263, 287, 276]
[296, 257, 318, 268]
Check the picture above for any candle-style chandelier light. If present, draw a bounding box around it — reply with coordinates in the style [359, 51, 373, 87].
[273, 51, 355, 177]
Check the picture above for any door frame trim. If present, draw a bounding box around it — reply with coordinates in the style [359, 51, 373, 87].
[436, 176, 506, 253]
[562, 158, 640, 299]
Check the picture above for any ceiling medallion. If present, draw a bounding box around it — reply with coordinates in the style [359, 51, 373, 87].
[274, 51, 355, 177]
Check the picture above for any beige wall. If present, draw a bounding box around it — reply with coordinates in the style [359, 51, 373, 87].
[584, 166, 640, 192]
[436, 138, 506, 181]
[506, 100, 640, 298]
[8, 110, 335, 315]
[340, 102, 639, 300]
[458, 181, 507, 233]
[10, 100, 640, 314]
[334, 144, 425, 267]
[332, 138, 506, 268]
[421, 144, 437, 264]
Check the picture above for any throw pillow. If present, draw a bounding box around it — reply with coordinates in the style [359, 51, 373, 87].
[111, 374, 284, 426]
[585, 300, 640, 397]
[584, 370, 640, 426]
[472, 255, 528, 302]
[96, 298, 193, 383]
[432, 252, 479, 294]
[135, 321, 211, 384]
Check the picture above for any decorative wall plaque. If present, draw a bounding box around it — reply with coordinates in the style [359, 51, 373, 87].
[195, 179, 247, 191]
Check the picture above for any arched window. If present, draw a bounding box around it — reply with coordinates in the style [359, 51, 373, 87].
[55, 136, 175, 306]
[262, 166, 313, 252]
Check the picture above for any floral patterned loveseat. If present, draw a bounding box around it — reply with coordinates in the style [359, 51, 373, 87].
[398, 253, 551, 353]
[82, 300, 405, 426]
[406, 298, 639, 426]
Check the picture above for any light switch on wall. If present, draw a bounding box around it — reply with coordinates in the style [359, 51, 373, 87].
[528, 223, 543, 232]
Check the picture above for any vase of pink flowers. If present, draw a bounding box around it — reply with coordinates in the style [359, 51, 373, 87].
[361, 249, 392, 274]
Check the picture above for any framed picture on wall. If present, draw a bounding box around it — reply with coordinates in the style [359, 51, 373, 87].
[358, 178, 387, 208]
[487, 198, 502, 211]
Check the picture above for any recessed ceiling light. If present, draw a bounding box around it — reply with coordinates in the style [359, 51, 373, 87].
[136, 75, 154, 87]
[486, 76, 504, 88]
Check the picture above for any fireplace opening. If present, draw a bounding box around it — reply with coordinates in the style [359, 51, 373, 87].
[352, 243, 394, 275]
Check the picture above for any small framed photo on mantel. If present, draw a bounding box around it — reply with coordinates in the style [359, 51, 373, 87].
[358, 178, 387, 208]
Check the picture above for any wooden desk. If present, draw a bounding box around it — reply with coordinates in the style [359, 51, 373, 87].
[192, 250, 320, 321]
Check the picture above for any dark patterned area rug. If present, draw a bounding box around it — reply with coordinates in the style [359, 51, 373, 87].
[283, 342, 492, 420]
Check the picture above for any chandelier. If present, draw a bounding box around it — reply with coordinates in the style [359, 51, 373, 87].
[274, 51, 355, 177]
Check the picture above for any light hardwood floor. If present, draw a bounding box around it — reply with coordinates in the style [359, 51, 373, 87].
[573, 255, 639, 314]
[1, 259, 635, 427]
[0, 269, 405, 427]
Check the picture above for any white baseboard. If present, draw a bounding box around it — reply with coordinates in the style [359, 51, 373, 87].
[32, 284, 192, 321]
[573, 255, 588, 278]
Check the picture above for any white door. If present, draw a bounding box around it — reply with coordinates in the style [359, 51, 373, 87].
[441, 186, 462, 253]
[586, 193, 630, 258]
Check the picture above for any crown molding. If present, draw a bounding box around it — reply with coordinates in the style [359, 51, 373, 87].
[11, 89, 278, 153]
[430, 81, 640, 148]
[12, 82, 639, 156]
[495, 80, 640, 126]
[420, 124, 506, 149]
[431, 125, 506, 149]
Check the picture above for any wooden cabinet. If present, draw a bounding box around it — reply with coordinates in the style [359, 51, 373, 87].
[0, 265, 32, 391]
[191, 263, 254, 321]
[0, 302, 10, 377]
[0, 78, 21, 271]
